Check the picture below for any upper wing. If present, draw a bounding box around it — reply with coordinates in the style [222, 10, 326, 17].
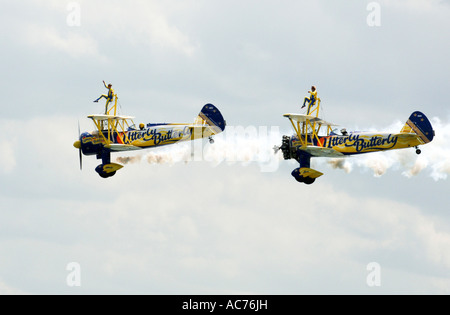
[283, 113, 338, 127]
[88, 114, 135, 120]
[299, 146, 345, 157]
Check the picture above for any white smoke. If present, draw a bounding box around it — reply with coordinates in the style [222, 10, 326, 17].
[327, 158, 353, 174]
[116, 144, 192, 166]
[115, 126, 283, 172]
[115, 117, 450, 180]
[327, 117, 450, 181]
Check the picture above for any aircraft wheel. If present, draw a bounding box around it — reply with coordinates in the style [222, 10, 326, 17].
[99, 171, 116, 178]
[304, 178, 315, 185]
[416, 149, 421, 155]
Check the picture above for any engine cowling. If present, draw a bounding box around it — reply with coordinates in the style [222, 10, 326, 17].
[280, 135, 292, 160]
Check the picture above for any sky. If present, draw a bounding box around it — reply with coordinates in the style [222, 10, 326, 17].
[0, 0, 450, 295]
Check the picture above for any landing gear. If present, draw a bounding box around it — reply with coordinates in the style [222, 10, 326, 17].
[415, 146, 421, 155]
[209, 136, 214, 144]
[98, 171, 116, 178]
[293, 175, 315, 185]
[294, 176, 315, 184]
[291, 168, 316, 185]
[95, 164, 118, 178]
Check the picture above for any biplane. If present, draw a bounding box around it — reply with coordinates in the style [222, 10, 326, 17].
[275, 96, 435, 184]
[73, 88, 226, 178]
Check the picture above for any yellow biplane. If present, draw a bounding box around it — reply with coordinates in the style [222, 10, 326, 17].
[73, 88, 226, 178]
[275, 96, 435, 184]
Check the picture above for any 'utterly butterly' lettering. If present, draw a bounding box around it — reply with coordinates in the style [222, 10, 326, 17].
[125, 126, 191, 145]
[324, 134, 398, 152]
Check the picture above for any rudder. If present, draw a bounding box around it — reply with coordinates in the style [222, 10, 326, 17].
[401, 111, 434, 143]
[195, 103, 226, 133]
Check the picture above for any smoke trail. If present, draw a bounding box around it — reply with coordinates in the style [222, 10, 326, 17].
[328, 158, 352, 174]
[116, 156, 141, 164]
[326, 117, 450, 181]
[145, 144, 192, 165]
[114, 117, 450, 180]
[115, 144, 192, 166]
[114, 126, 283, 171]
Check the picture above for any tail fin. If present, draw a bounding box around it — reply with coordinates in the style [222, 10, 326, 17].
[194, 103, 226, 133]
[400, 111, 434, 143]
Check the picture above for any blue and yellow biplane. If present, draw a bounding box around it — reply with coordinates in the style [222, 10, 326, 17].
[275, 95, 435, 184]
[73, 87, 226, 178]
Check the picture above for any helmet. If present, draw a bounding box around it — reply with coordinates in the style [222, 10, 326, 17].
[139, 123, 145, 130]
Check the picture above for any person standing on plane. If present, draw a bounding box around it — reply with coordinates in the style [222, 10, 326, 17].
[94, 80, 115, 106]
[301, 85, 317, 111]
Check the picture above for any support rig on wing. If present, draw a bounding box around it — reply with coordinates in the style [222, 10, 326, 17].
[273, 94, 328, 184]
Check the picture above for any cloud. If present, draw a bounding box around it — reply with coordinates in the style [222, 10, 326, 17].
[0, 279, 28, 295]
[24, 24, 106, 60]
[0, 114, 449, 293]
[8, 0, 196, 60]
[0, 140, 17, 174]
[80, 0, 198, 56]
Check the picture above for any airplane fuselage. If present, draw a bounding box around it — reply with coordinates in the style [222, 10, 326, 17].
[123, 124, 193, 147]
[80, 123, 215, 156]
[291, 132, 422, 156]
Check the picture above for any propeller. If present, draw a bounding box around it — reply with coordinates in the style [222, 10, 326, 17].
[78, 121, 82, 170]
[73, 121, 83, 170]
[273, 145, 281, 154]
[79, 145, 82, 170]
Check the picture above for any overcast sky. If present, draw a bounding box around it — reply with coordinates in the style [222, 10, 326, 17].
[1, 0, 450, 295]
